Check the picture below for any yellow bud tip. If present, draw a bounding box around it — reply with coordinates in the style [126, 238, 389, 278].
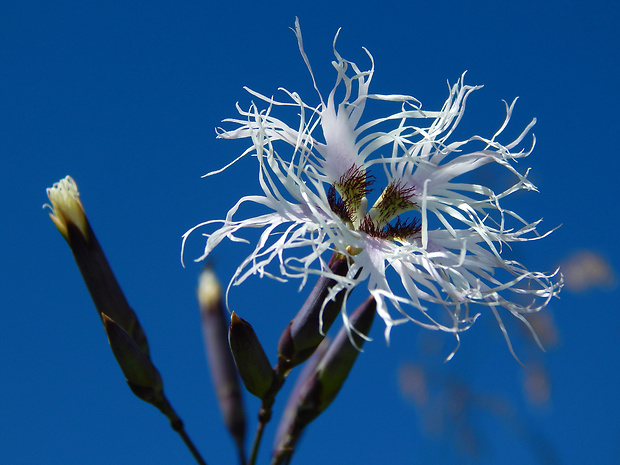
[44, 176, 88, 240]
[197, 267, 222, 309]
[230, 311, 241, 325]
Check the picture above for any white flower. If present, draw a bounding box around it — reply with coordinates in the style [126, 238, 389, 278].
[183, 19, 562, 356]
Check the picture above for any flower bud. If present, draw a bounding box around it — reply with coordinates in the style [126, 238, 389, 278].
[45, 176, 149, 354]
[198, 267, 246, 453]
[228, 312, 276, 399]
[46, 179, 205, 464]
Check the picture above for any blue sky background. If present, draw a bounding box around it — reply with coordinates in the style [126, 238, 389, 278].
[2, 1, 619, 464]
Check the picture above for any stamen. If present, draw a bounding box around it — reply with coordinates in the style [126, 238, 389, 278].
[358, 214, 421, 240]
[327, 185, 352, 222]
[371, 180, 417, 226]
[384, 217, 422, 240]
[334, 165, 374, 217]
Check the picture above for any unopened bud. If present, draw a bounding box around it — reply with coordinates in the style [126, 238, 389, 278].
[44, 176, 149, 354]
[198, 266, 223, 309]
[46, 178, 199, 460]
[198, 267, 246, 454]
[229, 312, 276, 399]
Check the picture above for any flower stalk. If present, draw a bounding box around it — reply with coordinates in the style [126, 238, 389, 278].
[277, 252, 348, 373]
[272, 296, 376, 465]
[272, 335, 330, 461]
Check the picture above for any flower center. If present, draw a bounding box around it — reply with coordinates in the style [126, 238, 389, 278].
[327, 166, 421, 241]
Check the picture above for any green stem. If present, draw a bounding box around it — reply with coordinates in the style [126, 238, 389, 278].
[248, 420, 266, 465]
[170, 418, 208, 465]
[160, 399, 208, 465]
[248, 366, 287, 465]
